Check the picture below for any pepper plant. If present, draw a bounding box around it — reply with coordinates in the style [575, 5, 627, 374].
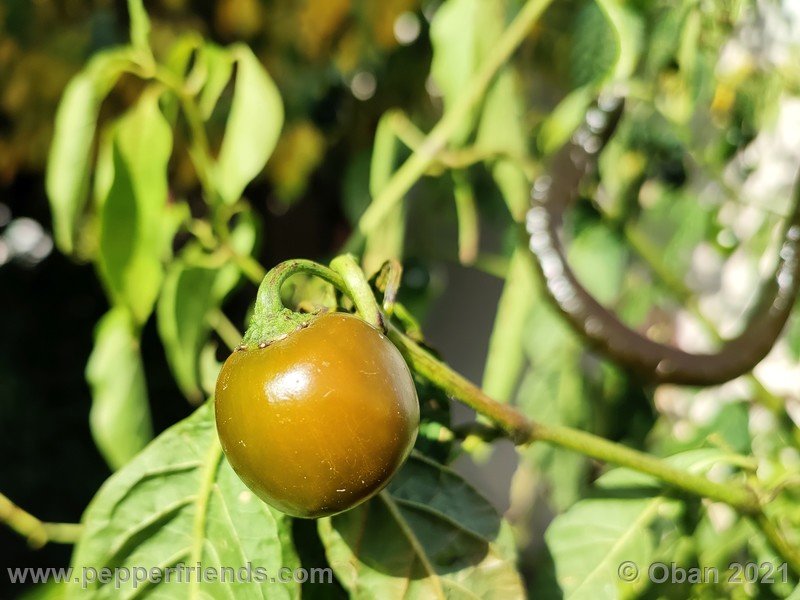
[5, 0, 800, 598]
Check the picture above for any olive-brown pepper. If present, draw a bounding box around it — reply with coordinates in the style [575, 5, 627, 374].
[215, 312, 419, 518]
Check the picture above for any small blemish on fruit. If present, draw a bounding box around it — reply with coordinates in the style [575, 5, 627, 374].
[238, 490, 253, 503]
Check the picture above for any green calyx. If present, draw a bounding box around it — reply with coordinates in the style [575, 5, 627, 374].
[241, 306, 314, 348]
[240, 255, 384, 348]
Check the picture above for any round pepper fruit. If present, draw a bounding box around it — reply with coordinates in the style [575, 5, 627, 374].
[215, 312, 419, 518]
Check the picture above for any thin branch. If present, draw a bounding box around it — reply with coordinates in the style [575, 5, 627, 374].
[386, 323, 800, 574]
[356, 0, 555, 236]
[208, 309, 244, 350]
[0, 492, 83, 548]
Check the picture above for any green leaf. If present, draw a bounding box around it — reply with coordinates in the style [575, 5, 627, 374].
[364, 111, 405, 276]
[158, 213, 256, 402]
[594, 0, 643, 83]
[538, 85, 596, 156]
[512, 293, 601, 511]
[475, 69, 530, 220]
[570, 2, 617, 89]
[569, 223, 627, 305]
[157, 263, 219, 403]
[787, 301, 800, 361]
[70, 402, 300, 598]
[199, 342, 225, 399]
[544, 450, 728, 600]
[126, 0, 151, 56]
[369, 112, 401, 200]
[46, 49, 133, 255]
[318, 453, 524, 599]
[515, 352, 590, 510]
[198, 43, 235, 120]
[96, 87, 173, 325]
[429, 0, 504, 146]
[85, 308, 152, 471]
[650, 401, 752, 457]
[482, 246, 536, 403]
[211, 210, 259, 299]
[538, 0, 643, 155]
[18, 582, 67, 600]
[214, 44, 284, 205]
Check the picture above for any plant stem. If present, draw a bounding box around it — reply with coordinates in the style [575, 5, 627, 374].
[388, 110, 538, 177]
[388, 323, 757, 511]
[388, 324, 534, 443]
[389, 323, 800, 573]
[0, 492, 83, 548]
[253, 259, 343, 318]
[754, 513, 800, 576]
[532, 422, 760, 509]
[330, 254, 385, 330]
[452, 170, 480, 265]
[147, 66, 219, 205]
[395, 333, 750, 514]
[208, 309, 244, 350]
[234, 252, 267, 285]
[355, 0, 555, 237]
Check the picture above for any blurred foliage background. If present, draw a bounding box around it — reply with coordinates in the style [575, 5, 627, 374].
[4, 0, 800, 597]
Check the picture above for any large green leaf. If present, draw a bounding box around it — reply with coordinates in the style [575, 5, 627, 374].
[515, 348, 591, 511]
[85, 308, 152, 471]
[96, 88, 173, 325]
[70, 402, 300, 599]
[318, 453, 524, 599]
[429, 0, 504, 146]
[214, 44, 284, 205]
[46, 49, 133, 255]
[544, 450, 729, 600]
[513, 288, 596, 512]
[594, 0, 643, 83]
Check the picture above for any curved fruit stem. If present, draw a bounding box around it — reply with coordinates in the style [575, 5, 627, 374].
[242, 259, 346, 346]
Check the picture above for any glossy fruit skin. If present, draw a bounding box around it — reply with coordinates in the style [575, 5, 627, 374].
[215, 312, 419, 518]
